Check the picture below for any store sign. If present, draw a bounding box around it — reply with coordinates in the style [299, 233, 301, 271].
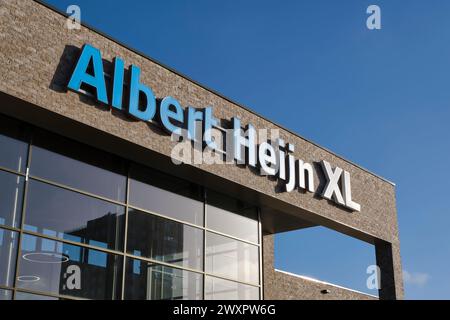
[67, 44, 361, 212]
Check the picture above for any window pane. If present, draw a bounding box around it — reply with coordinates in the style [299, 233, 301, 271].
[14, 291, 59, 300]
[30, 131, 127, 202]
[129, 165, 203, 226]
[124, 259, 202, 300]
[205, 232, 259, 285]
[24, 180, 125, 251]
[127, 209, 203, 270]
[205, 276, 259, 300]
[206, 191, 258, 243]
[0, 228, 18, 287]
[0, 116, 28, 173]
[0, 170, 24, 228]
[17, 234, 123, 300]
[0, 289, 12, 300]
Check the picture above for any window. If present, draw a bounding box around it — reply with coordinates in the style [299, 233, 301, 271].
[129, 164, 203, 226]
[206, 191, 258, 243]
[205, 232, 259, 285]
[127, 209, 203, 270]
[30, 131, 127, 202]
[0, 289, 12, 300]
[24, 180, 125, 251]
[0, 117, 28, 173]
[0, 171, 24, 228]
[17, 234, 123, 300]
[0, 228, 18, 287]
[124, 259, 202, 300]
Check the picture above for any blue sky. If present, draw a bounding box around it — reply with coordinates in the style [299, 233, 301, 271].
[43, 0, 450, 299]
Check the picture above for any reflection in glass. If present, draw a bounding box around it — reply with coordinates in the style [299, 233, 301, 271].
[127, 209, 203, 270]
[205, 276, 259, 300]
[14, 291, 59, 300]
[124, 259, 202, 300]
[0, 171, 24, 228]
[0, 289, 12, 300]
[0, 116, 265, 300]
[205, 232, 259, 285]
[129, 164, 203, 225]
[17, 234, 122, 300]
[30, 132, 127, 202]
[206, 191, 258, 243]
[0, 117, 28, 173]
[0, 228, 18, 287]
[24, 180, 125, 251]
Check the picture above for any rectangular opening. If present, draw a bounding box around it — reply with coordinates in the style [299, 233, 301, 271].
[275, 226, 379, 297]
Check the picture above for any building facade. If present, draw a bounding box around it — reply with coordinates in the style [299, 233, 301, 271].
[0, 0, 403, 300]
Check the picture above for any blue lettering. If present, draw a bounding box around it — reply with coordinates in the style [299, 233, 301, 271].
[111, 57, 125, 110]
[67, 44, 108, 104]
[159, 96, 184, 134]
[128, 65, 156, 121]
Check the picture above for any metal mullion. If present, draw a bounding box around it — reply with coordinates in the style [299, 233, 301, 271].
[125, 252, 203, 276]
[0, 284, 13, 291]
[14, 287, 87, 300]
[203, 272, 261, 289]
[11, 137, 33, 300]
[202, 188, 207, 300]
[0, 224, 21, 234]
[124, 252, 261, 289]
[0, 165, 27, 178]
[127, 204, 204, 231]
[121, 166, 131, 300]
[20, 229, 122, 256]
[28, 175, 126, 207]
[205, 227, 260, 247]
[258, 209, 263, 300]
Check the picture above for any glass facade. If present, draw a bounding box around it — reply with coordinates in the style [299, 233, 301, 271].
[0, 115, 261, 300]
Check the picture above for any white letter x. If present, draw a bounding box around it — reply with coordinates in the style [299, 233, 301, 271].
[321, 160, 345, 206]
